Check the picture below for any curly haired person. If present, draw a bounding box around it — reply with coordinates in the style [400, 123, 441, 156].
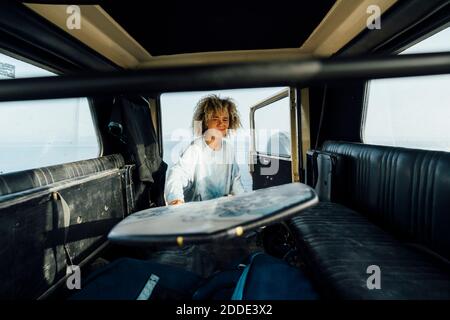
[165, 94, 245, 205]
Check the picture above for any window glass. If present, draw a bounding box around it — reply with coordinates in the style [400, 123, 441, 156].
[0, 51, 55, 79]
[0, 53, 100, 174]
[254, 96, 291, 157]
[363, 26, 450, 151]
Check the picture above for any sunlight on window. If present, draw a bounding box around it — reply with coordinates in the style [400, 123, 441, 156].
[0, 53, 100, 174]
[363, 26, 450, 151]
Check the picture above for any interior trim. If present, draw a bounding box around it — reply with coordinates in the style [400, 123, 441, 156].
[289, 88, 300, 182]
[299, 0, 398, 56]
[300, 88, 311, 166]
[25, 4, 152, 68]
[338, 0, 450, 56]
[24, 1, 399, 68]
[137, 48, 310, 69]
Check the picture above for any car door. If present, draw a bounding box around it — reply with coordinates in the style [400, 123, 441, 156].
[0, 51, 135, 299]
[249, 87, 301, 190]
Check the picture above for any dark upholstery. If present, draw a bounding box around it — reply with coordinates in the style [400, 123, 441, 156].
[0, 154, 124, 197]
[322, 141, 450, 261]
[289, 141, 450, 299]
[290, 202, 450, 299]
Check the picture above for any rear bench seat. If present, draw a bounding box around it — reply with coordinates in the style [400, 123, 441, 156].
[289, 141, 450, 299]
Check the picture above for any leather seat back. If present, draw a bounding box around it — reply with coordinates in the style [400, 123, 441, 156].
[322, 141, 450, 260]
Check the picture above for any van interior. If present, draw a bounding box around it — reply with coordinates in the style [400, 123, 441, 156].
[0, 0, 449, 300]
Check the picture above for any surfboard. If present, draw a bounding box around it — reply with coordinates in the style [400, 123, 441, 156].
[108, 182, 318, 246]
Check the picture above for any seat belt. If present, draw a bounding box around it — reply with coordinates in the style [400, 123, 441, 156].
[231, 252, 263, 300]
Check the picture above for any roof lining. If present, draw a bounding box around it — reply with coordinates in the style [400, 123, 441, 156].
[25, 3, 152, 68]
[24, 1, 399, 69]
[136, 48, 310, 69]
[299, 0, 398, 56]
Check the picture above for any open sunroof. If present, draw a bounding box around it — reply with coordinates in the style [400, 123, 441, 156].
[101, 1, 336, 56]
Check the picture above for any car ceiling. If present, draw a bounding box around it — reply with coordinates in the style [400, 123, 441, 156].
[23, 0, 400, 69]
[100, 1, 336, 56]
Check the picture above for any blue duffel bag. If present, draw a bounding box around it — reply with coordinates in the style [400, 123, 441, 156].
[70, 257, 203, 300]
[70, 253, 319, 300]
[194, 252, 319, 300]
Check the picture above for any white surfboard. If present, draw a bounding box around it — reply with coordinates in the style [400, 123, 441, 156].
[108, 183, 318, 246]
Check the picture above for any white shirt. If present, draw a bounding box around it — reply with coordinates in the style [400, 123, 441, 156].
[165, 137, 245, 203]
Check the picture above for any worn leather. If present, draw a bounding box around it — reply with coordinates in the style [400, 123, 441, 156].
[288, 141, 450, 299]
[289, 202, 450, 299]
[322, 141, 450, 261]
[0, 154, 124, 197]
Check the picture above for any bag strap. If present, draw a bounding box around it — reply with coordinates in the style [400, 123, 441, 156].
[231, 252, 263, 300]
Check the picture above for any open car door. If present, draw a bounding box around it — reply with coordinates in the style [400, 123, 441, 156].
[249, 88, 300, 190]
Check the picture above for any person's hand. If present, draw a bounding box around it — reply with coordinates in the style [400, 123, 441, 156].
[169, 199, 184, 206]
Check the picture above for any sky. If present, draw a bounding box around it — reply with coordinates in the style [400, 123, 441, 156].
[399, 25, 450, 54]
[0, 52, 99, 173]
[0, 52, 96, 144]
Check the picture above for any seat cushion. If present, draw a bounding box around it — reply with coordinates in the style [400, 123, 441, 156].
[322, 141, 450, 261]
[289, 202, 450, 300]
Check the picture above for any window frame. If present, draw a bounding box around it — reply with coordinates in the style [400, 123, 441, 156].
[87, 97, 104, 157]
[249, 87, 300, 183]
[249, 88, 293, 160]
[360, 24, 450, 147]
[0, 50, 103, 173]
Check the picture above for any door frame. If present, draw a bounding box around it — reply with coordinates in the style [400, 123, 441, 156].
[249, 87, 300, 183]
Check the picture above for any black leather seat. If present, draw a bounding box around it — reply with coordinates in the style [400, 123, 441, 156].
[289, 141, 450, 299]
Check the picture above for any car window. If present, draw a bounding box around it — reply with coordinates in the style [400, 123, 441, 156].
[254, 96, 291, 158]
[0, 52, 101, 174]
[362, 26, 450, 151]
